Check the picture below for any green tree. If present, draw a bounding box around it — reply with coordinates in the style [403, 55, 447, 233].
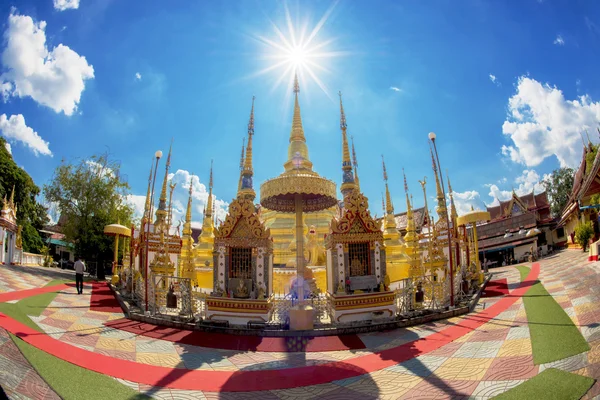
[43, 154, 134, 262]
[543, 167, 575, 218]
[0, 137, 48, 253]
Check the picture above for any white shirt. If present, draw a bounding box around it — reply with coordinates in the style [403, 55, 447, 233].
[74, 260, 86, 274]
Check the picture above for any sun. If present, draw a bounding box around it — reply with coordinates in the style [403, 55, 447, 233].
[249, 2, 349, 98]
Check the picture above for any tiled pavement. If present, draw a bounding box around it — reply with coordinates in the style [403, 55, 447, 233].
[0, 250, 599, 399]
[0, 327, 60, 400]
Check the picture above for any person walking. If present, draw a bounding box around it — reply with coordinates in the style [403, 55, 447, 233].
[74, 257, 86, 294]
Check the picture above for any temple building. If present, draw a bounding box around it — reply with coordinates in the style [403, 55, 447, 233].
[205, 97, 274, 325]
[475, 190, 554, 266]
[325, 92, 394, 323]
[0, 188, 21, 265]
[557, 140, 600, 248]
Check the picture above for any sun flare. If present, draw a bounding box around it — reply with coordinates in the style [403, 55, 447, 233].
[250, 2, 349, 98]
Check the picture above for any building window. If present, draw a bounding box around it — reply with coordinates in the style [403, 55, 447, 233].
[230, 247, 252, 279]
[348, 242, 370, 276]
[556, 227, 565, 238]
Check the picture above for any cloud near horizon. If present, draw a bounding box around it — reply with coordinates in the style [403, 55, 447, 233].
[501, 76, 600, 169]
[126, 169, 229, 233]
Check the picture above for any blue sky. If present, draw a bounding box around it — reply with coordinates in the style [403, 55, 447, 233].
[2, 0, 600, 226]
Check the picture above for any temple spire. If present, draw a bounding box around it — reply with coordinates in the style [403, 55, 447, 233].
[284, 73, 313, 172]
[143, 158, 153, 224]
[429, 142, 446, 220]
[206, 160, 214, 217]
[351, 136, 360, 190]
[447, 173, 458, 222]
[155, 140, 172, 224]
[404, 169, 418, 244]
[238, 97, 256, 200]
[183, 175, 193, 236]
[339, 91, 356, 197]
[382, 155, 394, 215]
[244, 96, 255, 172]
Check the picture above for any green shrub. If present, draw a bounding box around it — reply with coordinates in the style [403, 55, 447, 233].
[575, 221, 594, 251]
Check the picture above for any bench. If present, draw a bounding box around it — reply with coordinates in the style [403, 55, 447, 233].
[349, 275, 378, 292]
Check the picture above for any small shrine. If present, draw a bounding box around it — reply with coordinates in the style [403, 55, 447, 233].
[0, 187, 21, 265]
[325, 93, 395, 323]
[205, 97, 275, 325]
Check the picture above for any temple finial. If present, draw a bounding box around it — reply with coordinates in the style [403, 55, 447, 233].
[206, 160, 214, 216]
[382, 155, 394, 215]
[238, 97, 256, 200]
[429, 141, 446, 220]
[143, 158, 153, 223]
[284, 73, 311, 171]
[243, 96, 255, 173]
[351, 136, 360, 190]
[339, 91, 356, 197]
[447, 172, 458, 222]
[155, 140, 173, 223]
[293, 73, 300, 94]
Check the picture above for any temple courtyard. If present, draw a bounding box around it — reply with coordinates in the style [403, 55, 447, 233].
[0, 249, 598, 399]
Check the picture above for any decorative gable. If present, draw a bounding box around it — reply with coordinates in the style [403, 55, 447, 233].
[328, 190, 383, 245]
[215, 197, 271, 248]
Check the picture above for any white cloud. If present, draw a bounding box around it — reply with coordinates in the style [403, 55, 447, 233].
[451, 190, 486, 215]
[389, 86, 401, 92]
[501, 76, 600, 168]
[86, 160, 114, 178]
[127, 168, 229, 233]
[1, 12, 94, 116]
[489, 74, 501, 86]
[135, 72, 142, 81]
[4, 142, 11, 155]
[53, 0, 80, 11]
[553, 35, 565, 45]
[484, 169, 548, 206]
[0, 114, 51, 156]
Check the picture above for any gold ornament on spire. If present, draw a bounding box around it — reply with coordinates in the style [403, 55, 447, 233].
[284, 73, 313, 172]
[382, 155, 394, 215]
[200, 161, 216, 241]
[155, 140, 173, 225]
[143, 159, 153, 225]
[339, 91, 356, 197]
[447, 172, 458, 223]
[238, 97, 257, 201]
[429, 142, 446, 220]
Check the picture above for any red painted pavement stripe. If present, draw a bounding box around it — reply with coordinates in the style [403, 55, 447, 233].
[89, 282, 123, 313]
[105, 318, 366, 352]
[0, 263, 539, 392]
[0, 283, 72, 303]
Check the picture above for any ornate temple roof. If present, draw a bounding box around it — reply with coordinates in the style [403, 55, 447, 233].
[486, 191, 550, 222]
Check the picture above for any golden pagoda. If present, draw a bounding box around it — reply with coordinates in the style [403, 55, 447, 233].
[262, 75, 336, 295]
[381, 155, 410, 282]
[194, 161, 216, 289]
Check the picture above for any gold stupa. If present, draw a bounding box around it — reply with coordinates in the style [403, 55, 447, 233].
[260, 75, 338, 300]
